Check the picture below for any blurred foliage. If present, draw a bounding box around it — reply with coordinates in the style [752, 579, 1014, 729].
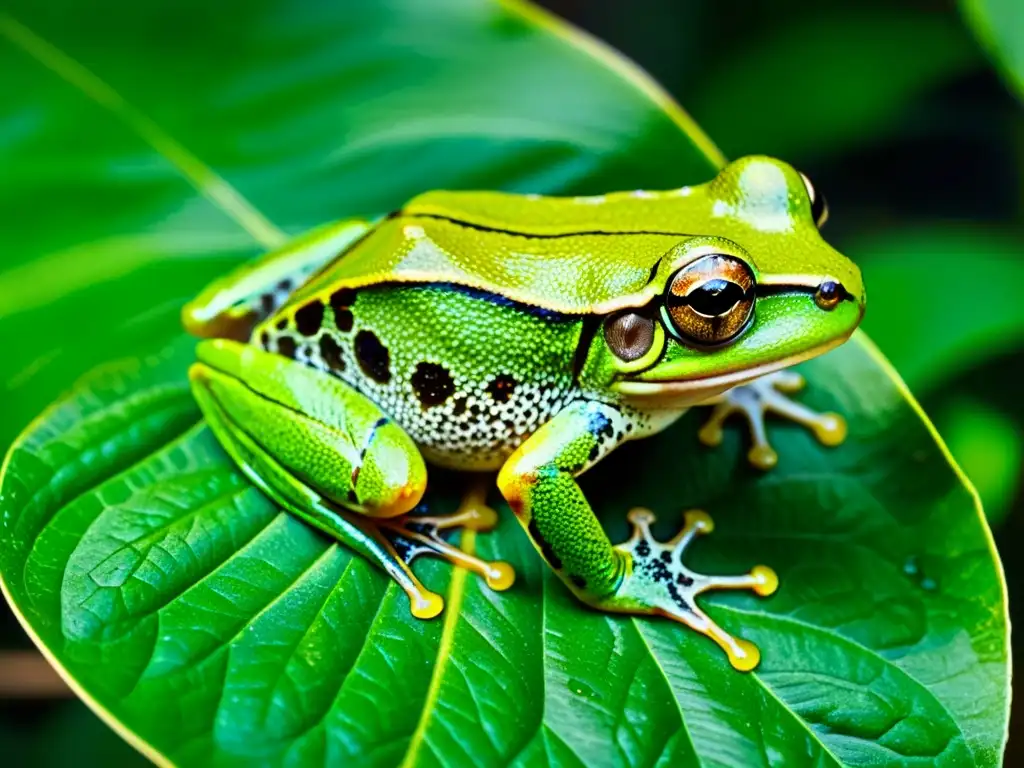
[937, 397, 1022, 527]
[851, 225, 1024, 391]
[0, 701, 147, 768]
[962, 0, 1024, 99]
[689, 9, 980, 161]
[1, 0, 1023, 763]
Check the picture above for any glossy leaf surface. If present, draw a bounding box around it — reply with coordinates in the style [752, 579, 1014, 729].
[0, 0, 1009, 765]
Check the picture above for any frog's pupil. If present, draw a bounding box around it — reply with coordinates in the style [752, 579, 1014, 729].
[687, 280, 745, 317]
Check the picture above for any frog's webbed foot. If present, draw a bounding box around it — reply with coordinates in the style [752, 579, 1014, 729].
[698, 370, 846, 470]
[605, 508, 777, 671]
[352, 481, 516, 618]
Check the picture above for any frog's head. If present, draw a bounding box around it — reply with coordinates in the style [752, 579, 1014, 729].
[586, 155, 865, 408]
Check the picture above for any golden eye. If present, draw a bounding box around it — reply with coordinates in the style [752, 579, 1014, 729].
[665, 254, 755, 345]
[605, 312, 655, 362]
[800, 172, 829, 228]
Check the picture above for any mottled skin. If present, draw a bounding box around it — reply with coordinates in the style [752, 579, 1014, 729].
[184, 156, 864, 670]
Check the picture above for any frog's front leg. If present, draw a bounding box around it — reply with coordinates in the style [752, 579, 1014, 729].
[497, 400, 777, 671]
[189, 339, 513, 619]
[698, 370, 847, 470]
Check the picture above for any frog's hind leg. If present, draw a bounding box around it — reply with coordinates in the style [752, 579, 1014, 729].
[698, 370, 846, 470]
[183, 218, 371, 340]
[189, 338, 513, 619]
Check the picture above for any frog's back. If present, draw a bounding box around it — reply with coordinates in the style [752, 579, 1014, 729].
[288, 188, 713, 315]
[256, 282, 584, 470]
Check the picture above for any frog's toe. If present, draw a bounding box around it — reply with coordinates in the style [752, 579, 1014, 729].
[747, 443, 779, 471]
[811, 412, 847, 446]
[696, 419, 725, 448]
[699, 370, 846, 470]
[408, 589, 446, 620]
[381, 483, 516, 595]
[769, 369, 805, 393]
[608, 508, 776, 671]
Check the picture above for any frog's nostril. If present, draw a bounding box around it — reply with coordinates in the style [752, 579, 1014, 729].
[813, 280, 845, 311]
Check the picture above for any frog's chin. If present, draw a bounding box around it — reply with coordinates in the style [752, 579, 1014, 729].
[612, 335, 847, 409]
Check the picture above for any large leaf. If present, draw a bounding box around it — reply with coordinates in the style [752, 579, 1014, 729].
[0, 334, 1007, 766]
[854, 224, 1024, 527]
[0, 0, 1009, 766]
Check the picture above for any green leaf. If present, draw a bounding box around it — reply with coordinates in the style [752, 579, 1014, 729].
[688, 8, 980, 160]
[854, 224, 1024, 392]
[962, 0, 1024, 100]
[854, 223, 1024, 528]
[0, 0, 1009, 766]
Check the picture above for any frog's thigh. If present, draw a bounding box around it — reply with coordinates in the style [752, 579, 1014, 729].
[189, 338, 459, 617]
[183, 218, 371, 340]
[191, 338, 425, 517]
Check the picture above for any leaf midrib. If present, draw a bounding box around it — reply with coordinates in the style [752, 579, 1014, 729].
[398, 529, 477, 768]
[630, 618, 702, 767]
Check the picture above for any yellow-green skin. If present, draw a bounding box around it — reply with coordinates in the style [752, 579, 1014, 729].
[184, 156, 864, 670]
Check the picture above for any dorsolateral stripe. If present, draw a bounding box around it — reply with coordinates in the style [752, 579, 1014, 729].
[401, 212, 695, 240]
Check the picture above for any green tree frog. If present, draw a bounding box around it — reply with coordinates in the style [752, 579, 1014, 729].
[183, 156, 863, 671]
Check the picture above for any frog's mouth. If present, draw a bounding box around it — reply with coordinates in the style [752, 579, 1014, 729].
[612, 333, 849, 408]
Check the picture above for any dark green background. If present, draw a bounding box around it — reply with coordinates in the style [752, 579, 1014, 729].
[1, 0, 1020, 764]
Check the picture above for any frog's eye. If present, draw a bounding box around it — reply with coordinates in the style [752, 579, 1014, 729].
[800, 172, 829, 228]
[605, 311, 655, 362]
[665, 254, 755, 346]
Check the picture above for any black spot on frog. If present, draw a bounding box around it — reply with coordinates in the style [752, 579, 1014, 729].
[411, 362, 455, 407]
[319, 334, 345, 371]
[294, 301, 324, 336]
[486, 374, 517, 403]
[355, 330, 390, 383]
